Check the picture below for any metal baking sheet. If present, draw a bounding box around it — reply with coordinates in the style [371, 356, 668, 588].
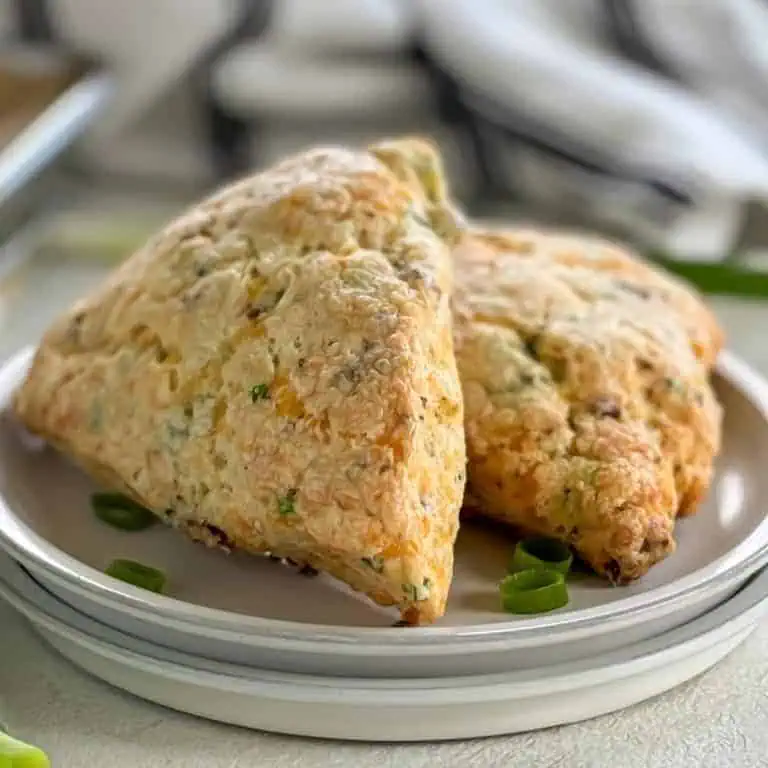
[0, 45, 112, 242]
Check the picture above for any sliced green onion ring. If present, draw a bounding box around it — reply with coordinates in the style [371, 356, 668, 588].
[105, 559, 166, 594]
[500, 568, 569, 614]
[0, 729, 50, 767]
[510, 536, 573, 575]
[91, 492, 156, 531]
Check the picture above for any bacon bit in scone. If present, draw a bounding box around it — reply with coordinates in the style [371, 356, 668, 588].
[204, 522, 233, 548]
[604, 559, 622, 584]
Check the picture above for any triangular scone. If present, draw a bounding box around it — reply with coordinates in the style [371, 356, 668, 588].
[453, 230, 722, 583]
[13, 139, 467, 624]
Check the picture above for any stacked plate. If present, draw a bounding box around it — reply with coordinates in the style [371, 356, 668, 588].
[2, 345, 768, 741]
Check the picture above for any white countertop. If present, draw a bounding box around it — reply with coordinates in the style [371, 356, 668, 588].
[1, 252, 768, 767]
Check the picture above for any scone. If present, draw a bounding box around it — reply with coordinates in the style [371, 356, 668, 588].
[13, 138, 467, 624]
[453, 229, 723, 583]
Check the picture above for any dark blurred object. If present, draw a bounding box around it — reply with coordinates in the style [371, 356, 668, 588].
[12, 0, 55, 43]
[198, 0, 273, 180]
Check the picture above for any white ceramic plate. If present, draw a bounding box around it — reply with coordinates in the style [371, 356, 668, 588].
[1, 346, 768, 677]
[0, 553, 765, 741]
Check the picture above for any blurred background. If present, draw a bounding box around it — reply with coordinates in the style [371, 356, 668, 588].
[3, 0, 768, 358]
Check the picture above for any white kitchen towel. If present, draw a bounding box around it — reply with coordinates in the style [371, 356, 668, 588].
[51, 0, 238, 148]
[212, 41, 432, 120]
[609, 0, 768, 146]
[270, 0, 415, 56]
[249, 118, 477, 197]
[418, 0, 768, 259]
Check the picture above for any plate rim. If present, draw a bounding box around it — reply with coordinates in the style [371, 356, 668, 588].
[2, 344, 768, 648]
[1, 552, 766, 702]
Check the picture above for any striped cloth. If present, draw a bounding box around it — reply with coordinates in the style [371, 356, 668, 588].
[418, 0, 768, 260]
[211, 0, 768, 260]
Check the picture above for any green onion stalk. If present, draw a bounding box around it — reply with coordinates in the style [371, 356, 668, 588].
[0, 721, 50, 767]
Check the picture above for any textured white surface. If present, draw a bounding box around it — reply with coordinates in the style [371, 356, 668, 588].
[1, 247, 768, 765]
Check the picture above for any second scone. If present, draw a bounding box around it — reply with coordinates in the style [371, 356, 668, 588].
[453, 229, 723, 583]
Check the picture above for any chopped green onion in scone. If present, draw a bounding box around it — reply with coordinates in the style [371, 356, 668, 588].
[249, 383, 270, 402]
[91, 492, 156, 531]
[277, 490, 297, 516]
[105, 559, 166, 593]
[509, 536, 573, 575]
[0, 729, 50, 767]
[361, 555, 384, 573]
[403, 577, 431, 602]
[500, 568, 569, 614]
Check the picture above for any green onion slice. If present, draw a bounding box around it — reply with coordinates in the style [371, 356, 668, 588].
[500, 568, 569, 614]
[0, 729, 51, 767]
[648, 254, 768, 299]
[91, 492, 156, 531]
[510, 536, 573, 575]
[105, 559, 166, 594]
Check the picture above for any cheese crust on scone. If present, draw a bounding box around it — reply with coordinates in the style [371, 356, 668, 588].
[453, 229, 723, 583]
[13, 139, 466, 623]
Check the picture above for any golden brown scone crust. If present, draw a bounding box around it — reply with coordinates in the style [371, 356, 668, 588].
[13, 138, 466, 624]
[453, 229, 723, 583]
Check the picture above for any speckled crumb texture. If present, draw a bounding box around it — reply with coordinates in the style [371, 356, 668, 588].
[12, 138, 467, 624]
[453, 229, 723, 583]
